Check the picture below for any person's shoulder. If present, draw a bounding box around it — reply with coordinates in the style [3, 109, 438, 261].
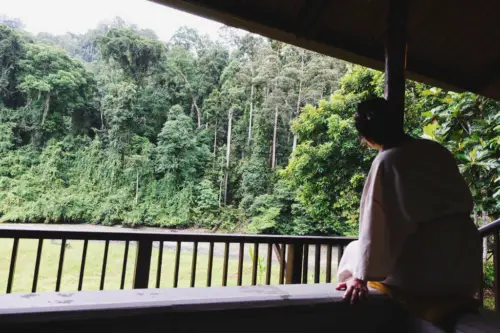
[412, 138, 454, 156]
[380, 138, 454, 165]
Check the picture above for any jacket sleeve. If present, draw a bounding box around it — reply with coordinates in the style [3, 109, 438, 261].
[353, 157, 411, 281]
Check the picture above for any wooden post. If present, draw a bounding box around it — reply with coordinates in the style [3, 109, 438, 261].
[133, 239, 153, 289]
[384, 0, 408, 129]
[285, 244, 303, 284]
[494, 232, 500, 311]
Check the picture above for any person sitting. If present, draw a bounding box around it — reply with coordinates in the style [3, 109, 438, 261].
[336, 98, 481, 329]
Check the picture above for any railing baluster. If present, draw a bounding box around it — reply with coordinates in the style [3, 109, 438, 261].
[78, 239, 88, 291]
[173, 241, 181, 288]
[286, 244, 303, 284]
[120, 240, 129, 290]
[156, 241, 164, 289]
[190, 241, 198, 288]
[207, 242, 214, 287]
[494, 232, 500, 311]
[479, 261, 484, 307]
[237, 243, 244, 286]
[133, 240, 152, 289]
[222, 242, 229, 287]
[302, 244, 309, 284]
[32, 239, 44, 293]
[100, 240, 110, 291]
[279, 244, 286, 284]
[265, 243, 272, 285]
[6, 238, 19, 294]
[251, 243, 259, 285]
[55, 239, 67, 292]
[314, 244, 321, 284]
[326, 244, 332, 283]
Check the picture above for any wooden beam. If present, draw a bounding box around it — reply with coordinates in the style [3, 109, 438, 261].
[384, 0, 408, 130]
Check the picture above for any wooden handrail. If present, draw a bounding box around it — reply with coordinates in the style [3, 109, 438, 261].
[479, 218, 500, 236]
[0, 225, 356, 245]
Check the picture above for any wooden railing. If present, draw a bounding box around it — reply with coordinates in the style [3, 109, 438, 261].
[0, 225, 355, 294]
[479, 218, 500, 311]
[4, 218, 497, 308]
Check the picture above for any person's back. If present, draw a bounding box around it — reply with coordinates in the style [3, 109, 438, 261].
[378, 138, 481, 296]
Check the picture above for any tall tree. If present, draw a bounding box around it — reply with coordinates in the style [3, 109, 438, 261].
[99, 28, 165, 84]
[18, 43, 94, 142]
[0, 24, 28, 108]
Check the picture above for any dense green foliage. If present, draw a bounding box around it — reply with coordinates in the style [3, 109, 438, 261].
[0, 17, 498, 235]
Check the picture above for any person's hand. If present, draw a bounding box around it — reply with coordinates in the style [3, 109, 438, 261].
[336, 278, 368, 304]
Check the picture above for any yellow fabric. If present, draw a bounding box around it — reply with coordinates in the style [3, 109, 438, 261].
[368, 281, 478, 327]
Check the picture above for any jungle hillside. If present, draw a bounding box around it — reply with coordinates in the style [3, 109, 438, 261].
[0, 17, 498, 235]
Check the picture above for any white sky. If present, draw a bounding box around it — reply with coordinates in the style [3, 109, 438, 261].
[0, 0, 225, 41]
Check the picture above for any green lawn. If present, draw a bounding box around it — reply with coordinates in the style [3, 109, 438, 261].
[0, 239, 330, 294]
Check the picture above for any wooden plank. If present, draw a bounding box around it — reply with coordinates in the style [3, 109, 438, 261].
[78, 239, 88, 291]
[494, 232, 500, 311]
[251, 243, 259, 285]
[6, 238, 19, 294]
[314, 244, 321, 284]
[285, 244, 303, 284]
[173, 241, 181, 288]
[326, 245, 332, 283]
[222, 242, 229, 287]
[302, 245, 309, 284]
[120, 241, 129, 290]
[133, 240, 152, 289]
[32, 239, 43, 293]
[279, 244, 286, 284]
[206, 242, 214, 287]
[156, 241, 164, 289]
[237, 243, 244, 286]
[100, 240, 110, 290]
[0, 225, 356, 246]
[190, 241, 198, 288]
[55, 239, 67, 292]
[266, 243, 272, 285]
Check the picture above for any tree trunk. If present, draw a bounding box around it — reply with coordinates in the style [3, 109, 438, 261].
[292, 54, 304, 152]
[100, 106, 104, 130]
[135, 171, 139, 205]
[213, 119, 218, 156]
[193, 98, 202, 128]
[42, 93, 51, 126]
[271, 105, 279, 169]
[224, 108, 233, 205]
[223, 173, 229, 206]
[247, 84, 254, 147]
[218, 172, 224, 208]
[292, 135, 298, 152]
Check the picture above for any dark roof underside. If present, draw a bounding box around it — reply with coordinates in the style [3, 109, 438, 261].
[153, 0, 500, 101]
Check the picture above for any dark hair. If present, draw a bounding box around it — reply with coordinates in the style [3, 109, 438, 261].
[354, 98, 404, 146]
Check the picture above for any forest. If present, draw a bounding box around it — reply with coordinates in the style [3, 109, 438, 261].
[0, 17, 498, 236]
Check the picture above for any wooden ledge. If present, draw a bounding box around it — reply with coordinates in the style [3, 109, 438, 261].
[0, 284, 386, 323]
